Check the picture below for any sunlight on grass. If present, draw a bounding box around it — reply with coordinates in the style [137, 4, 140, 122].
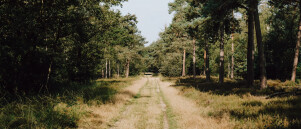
[169, 76, 301, 128]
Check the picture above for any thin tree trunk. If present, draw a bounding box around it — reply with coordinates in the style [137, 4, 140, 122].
[219, 25, 225, 84]
[247, 6, 255, 87]
[46, 62, 52, 90]
[291, 3, 301, 82]
[109, 60, 111, 78]
[105, 59, 108, 78]
[40, 61, 52, 93]
[117, 63, 120, 78]
[231, 33, 235, 79]
[126, 59, 130, 78]
[228, 62, 231, 78]
[102, 69, 104, 78]
[231, 11, 235, 79]
[254, 0, 267, 89]
[205, 39, 210, 82]
[193, 38, 196, 79]
[204, 49, 206, 76]
[182, 49, 186, 77]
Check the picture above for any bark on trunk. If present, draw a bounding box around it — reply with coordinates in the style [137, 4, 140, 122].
[182, 49, 186, 77]
[231, 33, 235, 79]
[205, 39, 210, 82]
[291, 3, 301, 82]
[219, 25, 225, 84]
[247, 6, 255, 87]
[193, 38, 196, 79]
[254, 0, 267, 89]
[105, 59, 108, 78]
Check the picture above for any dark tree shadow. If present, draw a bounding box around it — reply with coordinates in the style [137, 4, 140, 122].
[172, 76, 300, 97]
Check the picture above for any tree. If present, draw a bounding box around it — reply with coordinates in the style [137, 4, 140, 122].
[0, 0, 145, 94]
[253, 0, 267, 88]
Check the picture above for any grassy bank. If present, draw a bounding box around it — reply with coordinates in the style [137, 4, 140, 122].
[0, 77, 137, 128]
[164, 76, 301, 129]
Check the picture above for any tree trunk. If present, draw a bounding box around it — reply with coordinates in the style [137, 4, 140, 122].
[231, 11, 235, 79]
[219, 25, 225, 84]
[247, 5, 255, 87]
[228, 62, 231, 78]
[105, 59, 108, 78]
[254, 0, 267, 89]
[231, 33, 235, 79]
[291, 3, 301, 82]
[109, 60, 111, 78]
[117, 63, 120, 78]
[193, 38, 196, 79]
[205, 39, 210, 82]
[204, 48, 206, 76]
[102, 69, 104, 78]
[125, 59, 130, 78]
[182, 49, 186, 77]
[40, 61, 52, 93]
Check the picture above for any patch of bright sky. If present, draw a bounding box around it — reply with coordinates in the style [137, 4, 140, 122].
[113, 0, 174, 46]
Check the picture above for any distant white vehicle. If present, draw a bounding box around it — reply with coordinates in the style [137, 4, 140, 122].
[144, 72, 153, 75]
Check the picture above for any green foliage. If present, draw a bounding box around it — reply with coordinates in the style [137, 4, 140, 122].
[0, 96, 84, 128]
[265, 1, 300, 80]
[160, 53, 183, 77]
[0, 0, 145, 94]
[148, 0, 301, 83]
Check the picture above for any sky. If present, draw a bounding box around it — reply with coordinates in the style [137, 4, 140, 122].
[114, 0, 174, 46]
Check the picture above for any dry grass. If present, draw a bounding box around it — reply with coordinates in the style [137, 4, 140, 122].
[166, 76, 301, 129]
[78, 77, 146, 129]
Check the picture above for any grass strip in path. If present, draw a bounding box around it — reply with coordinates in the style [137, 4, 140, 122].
[156, 78, 177, 129]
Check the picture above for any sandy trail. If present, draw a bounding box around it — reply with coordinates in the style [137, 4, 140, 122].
[79, 76, 226, 129]
[109, 76, 164, 129]
[159, 79, 233, 129]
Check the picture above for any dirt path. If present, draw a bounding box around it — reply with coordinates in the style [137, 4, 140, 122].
[108, 76, 167, 129]
[78, 77, 148, 129]
[79, 76, 218, 129]
[159, 79, 233, 129]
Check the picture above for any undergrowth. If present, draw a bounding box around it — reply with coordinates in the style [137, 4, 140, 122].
[0, 77, 137, 128]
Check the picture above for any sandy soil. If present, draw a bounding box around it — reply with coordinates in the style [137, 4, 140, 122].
[79, 76, 230, 129]
[159, 78, 233, 129]
[109, 77, 163, 129]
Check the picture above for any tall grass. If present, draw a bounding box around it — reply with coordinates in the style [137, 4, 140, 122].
[0, 77, 137, 128]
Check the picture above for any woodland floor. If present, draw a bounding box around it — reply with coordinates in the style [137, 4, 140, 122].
[77, 76, 301, 129]
[78, 76, 217, 129]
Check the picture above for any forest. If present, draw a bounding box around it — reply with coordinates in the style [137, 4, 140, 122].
[0, 0, 301, 128]
[146, 0, 301, 87]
